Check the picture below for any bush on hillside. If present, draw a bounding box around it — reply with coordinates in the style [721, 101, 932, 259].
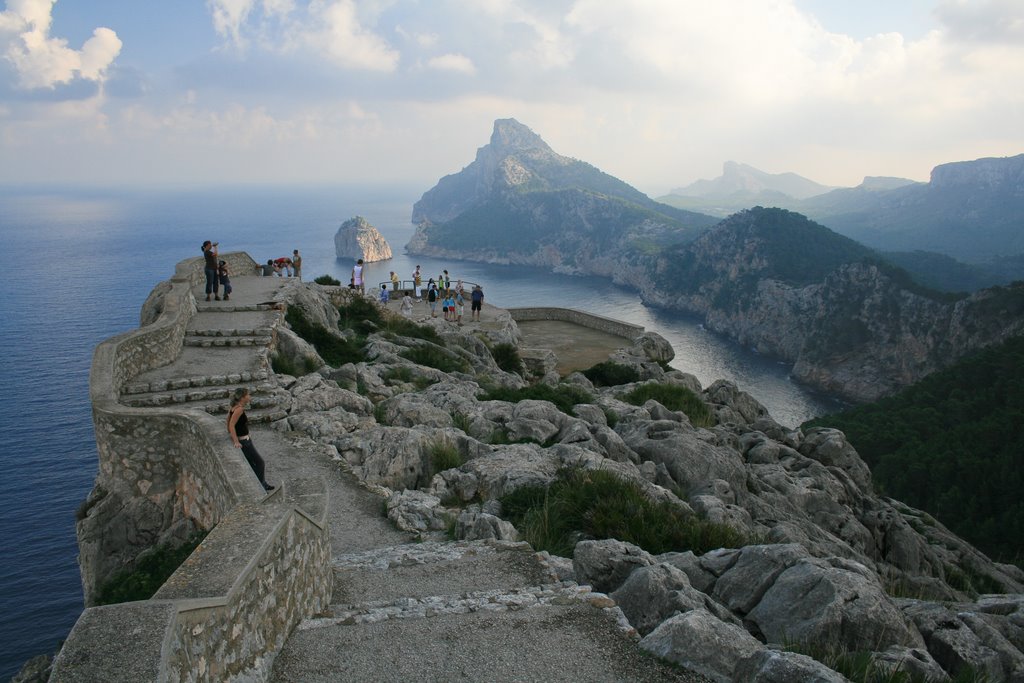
[803, 336, 1024, 566]
[313, 274, 341, 286]
[285, 306, 365, 366]
[480, 383, 593, 415]
[500, 468, 746, 558]
[621, 383, 713, 428]
[582, 361, 640, 387]
[95, 531, 208, 605]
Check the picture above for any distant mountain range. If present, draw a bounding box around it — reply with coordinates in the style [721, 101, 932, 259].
[661, 154, 1024, 273]
[408, 119, 1024, 401]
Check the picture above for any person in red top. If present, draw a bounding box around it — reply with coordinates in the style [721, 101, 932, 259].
[273, 257, 293, 277]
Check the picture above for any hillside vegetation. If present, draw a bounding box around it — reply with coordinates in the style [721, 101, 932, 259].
[804, 335, 1024, 565]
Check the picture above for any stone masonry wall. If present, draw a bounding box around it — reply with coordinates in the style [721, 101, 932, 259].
[52, 491, 331, 682]
[57, 252, 331, 682]
[508, 306, 644, 341]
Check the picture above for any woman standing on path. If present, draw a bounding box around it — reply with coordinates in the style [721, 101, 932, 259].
[227, 388, 275, 491]
[202, 240, 219, 301]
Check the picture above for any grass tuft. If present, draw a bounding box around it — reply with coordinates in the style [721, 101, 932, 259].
[401, 345, 470, 374]
[286, 306, 366, 366]
[491, 342, 524, 375]
[621, 383, 713, 427]
[500, 468, 746, 557]
[428, 438, 464, 476]
[481, 383, 594, 415]
[271, 353, 319, 377]
[95, 531, 208, 605]
[313, 274, 341, 286]
[582, 361, 641, 387]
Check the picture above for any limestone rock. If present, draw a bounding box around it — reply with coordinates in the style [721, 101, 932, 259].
[386, 490, 449, 533]
[572, 539, 655, 594]
[334, 216, 393, 262]
[454, 510, 518, 542]
[610, 562, 737, 636]
[745, 556, 924, 652]
[734, 649, 848, 683]
[639, 608, 765, 683]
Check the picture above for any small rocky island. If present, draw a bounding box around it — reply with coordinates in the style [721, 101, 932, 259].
[335, 215, 392, 262]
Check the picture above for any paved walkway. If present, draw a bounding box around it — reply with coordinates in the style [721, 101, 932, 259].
[126, 275, 700, 682]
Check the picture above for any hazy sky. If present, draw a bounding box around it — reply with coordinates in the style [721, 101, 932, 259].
[1, 0, 1021, 194]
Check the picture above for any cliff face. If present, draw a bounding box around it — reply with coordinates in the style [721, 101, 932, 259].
[640, 208, 1024, 402]
[335, 216, 393, 262]
[408, 118, 717, 272]
[409, 121, 1024, 402]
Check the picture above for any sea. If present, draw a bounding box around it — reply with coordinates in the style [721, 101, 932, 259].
[0, 184, 843, 678]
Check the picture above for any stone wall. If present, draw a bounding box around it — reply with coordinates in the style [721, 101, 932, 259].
[508, 307, 644, 341]
[59, 252, 332, 682]
[52, 483, 331, 682]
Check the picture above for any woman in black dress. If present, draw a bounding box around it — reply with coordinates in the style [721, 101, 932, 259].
[227, 388, 274, 491]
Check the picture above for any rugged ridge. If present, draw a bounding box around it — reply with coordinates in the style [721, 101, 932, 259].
[407, 122, 1024, 401]
[265, 282, 1024, 682]
[639, 207, 1024, 402]
[335, 215, 392, 262]
[407, 118, 717, 274]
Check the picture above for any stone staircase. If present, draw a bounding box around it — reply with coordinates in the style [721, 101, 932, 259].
[118, 280, 289, 423]
[269, 541, 698, 682]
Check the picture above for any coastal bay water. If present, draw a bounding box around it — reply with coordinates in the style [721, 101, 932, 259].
[0, 185, 840, 678]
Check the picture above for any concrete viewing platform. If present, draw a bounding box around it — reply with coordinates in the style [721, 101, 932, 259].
[56, 257, 693, 683]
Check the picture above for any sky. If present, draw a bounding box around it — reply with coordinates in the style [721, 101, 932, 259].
[0, 0, 1022, 195]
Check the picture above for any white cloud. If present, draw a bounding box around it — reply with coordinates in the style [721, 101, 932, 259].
[208, 0, 399, 71]
[425, 53, 476, 75]
[1, 0, 121, 89]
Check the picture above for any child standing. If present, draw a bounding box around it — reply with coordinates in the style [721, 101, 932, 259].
[379, 283, 390, 305]
[218, 260, 233, 301]
[455, 291, 465, 326]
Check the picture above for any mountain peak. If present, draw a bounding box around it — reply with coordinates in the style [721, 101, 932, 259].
[489, 118, 553, 155]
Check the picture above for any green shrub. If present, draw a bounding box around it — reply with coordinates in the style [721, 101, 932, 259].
[271, 353, 319, 377]
[500, 468, 746, 557]
[401, 345, 469, 374]
[285, 306, 366, 366]
[429, 439, 463, 475]
[337, 296, 383, 332]
[95, 531, 208, 605]
[383, 366, 415, 384]
[582, 361, 641, 387]
[621, 383, 713, 427]
[451, 412, 472, 433]
[374, 402, 389, 425]
[313, 274, 341, 286]
[602, 407, 619, 429]
[481, 383, 594, 415]
[491, 342, 524, 375]
[384, 317, 443, 344]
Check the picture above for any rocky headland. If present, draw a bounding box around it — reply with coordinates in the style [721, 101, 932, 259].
[261, 281, 1024, 681]
[335, 215, 392, 262]
[56, 261, 1024, 682]
[407, 119, 1024, 403]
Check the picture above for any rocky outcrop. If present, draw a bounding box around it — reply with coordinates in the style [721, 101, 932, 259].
[242, 281, 1024, 682]
[640, 208, 1024, 401]
[335, 216, 392, 262]
[408, 122, 1024, 402]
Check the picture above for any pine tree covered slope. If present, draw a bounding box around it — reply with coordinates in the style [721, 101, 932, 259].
[804, 335, 1024, 564]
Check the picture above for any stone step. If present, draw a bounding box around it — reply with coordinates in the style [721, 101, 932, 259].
[270, 592, 692, 682]
[121, 385, 283, 410]
[121, 369, 271, 396]
[183, 335, 274, 348]
[185, 326, 275, 337]
[328, 540, 560, 608]
[195, 302, 278, 313]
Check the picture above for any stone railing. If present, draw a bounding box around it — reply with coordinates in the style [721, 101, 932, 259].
[52, 480, 331, 682]
[507, 306, 644, 341]
[56, 252, 331, 682]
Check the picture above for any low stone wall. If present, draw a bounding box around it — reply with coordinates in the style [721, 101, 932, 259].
[52, 483, 331, 682]
[60, 252, 331, 682]
[507, 307, 644, 341]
